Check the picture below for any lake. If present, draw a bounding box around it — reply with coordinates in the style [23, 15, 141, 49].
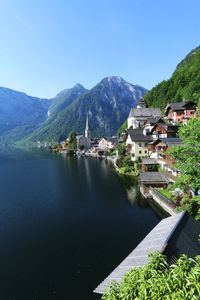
[0, 148, 165, 300]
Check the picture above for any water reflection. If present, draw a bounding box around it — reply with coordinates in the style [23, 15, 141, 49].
[0, 149, 164, 300]
[126, 186, 137, 205]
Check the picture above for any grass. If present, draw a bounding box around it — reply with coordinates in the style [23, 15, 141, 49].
[157, 188, 172, 200]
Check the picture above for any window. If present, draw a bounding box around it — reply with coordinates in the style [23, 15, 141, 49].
[177, 118, 180, 122]
[177, 112, 181, 116]
[139, 143, 142, 147]
[190, 111, 195, 115]
[145, 150, 147, 154]
[145, 143, 148, 147]
[139, 151, 142, 154]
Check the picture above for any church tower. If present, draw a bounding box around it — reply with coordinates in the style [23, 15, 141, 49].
[136, 97, 146, 108]
[85, 113, 91, 149]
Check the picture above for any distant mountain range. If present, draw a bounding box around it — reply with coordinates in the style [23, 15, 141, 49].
[0, 77, 147, 145]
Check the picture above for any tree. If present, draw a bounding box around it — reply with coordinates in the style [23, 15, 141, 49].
[68, 131, 76, 144]
[68, 131, 77, 150]
[117, 143, 126, 156]
[169, 118, 200, 219]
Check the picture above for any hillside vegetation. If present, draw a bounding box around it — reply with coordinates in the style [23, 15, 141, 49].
[143, 45, 200, 111]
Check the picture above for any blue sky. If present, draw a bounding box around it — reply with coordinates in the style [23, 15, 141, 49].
[0, 0, 199, 98]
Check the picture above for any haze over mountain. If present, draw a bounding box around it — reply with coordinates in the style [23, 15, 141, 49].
[0, 87, 51, 136]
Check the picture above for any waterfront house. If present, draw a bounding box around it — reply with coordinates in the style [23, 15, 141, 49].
[98, 138, 108, 150]
[98, 137, 120, 151]
[139, 171, 170, 190]
[141, 158, 159, 172]
[126, 128, 153, 161]
[165, 101, 197, 124]
[107, 137, 120, 149]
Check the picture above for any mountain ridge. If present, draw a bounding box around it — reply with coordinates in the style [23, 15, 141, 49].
[22, 76, 147, 143]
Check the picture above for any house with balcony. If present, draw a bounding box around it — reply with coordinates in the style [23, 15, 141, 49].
[165, 101, 197, 124]
[150, 123, 179, 139]
[149, 137, 184, 178]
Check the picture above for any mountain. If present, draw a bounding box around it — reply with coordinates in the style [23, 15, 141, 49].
[143, 45, 200, 111]
[47, 83, 87, 121]
[0, 84, 88, 145]
[23, 76, 147, 143]
[0, 87, 51, 136]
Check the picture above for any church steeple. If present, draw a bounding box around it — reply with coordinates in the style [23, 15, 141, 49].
[85, 113, 91, 140]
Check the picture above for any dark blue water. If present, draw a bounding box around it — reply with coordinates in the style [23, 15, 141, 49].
[0, 148, 164, 300]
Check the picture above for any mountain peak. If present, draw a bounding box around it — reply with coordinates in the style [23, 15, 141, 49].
[56, 83, 86, 98]
[101, 76, 125, 84]
[73, 83, 85, 90]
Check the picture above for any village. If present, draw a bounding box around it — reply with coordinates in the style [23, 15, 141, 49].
[50, 97, 198, 215]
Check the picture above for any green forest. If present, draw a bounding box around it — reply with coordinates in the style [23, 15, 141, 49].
[143, 45, 200, 111]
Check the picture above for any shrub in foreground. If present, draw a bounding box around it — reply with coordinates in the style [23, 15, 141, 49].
[102, 252, 200, 300]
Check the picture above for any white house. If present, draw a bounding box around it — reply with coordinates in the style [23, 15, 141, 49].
[126, 128, 153, 161]
[128, 108, 162, 129]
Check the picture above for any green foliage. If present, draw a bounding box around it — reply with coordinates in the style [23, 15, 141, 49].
[157, 188, 172, 200]
[67, 131, 77, 150]
[50, 143, 61, 149]
[118, 166, 134, 174]
[122, 155, 134, 168]
[116, 158, 123, 168]
[68, 131, 76, 144]
[118, 119, 128, 135]
[169, 118, 200, 219]
[79, 144, 84, 150]
[118, 156, 140, 175]
[102, 252, 200, 300]
[110, 149, 117, 156]
[117, 143, 126, 156]
[143, 45, 200, 111]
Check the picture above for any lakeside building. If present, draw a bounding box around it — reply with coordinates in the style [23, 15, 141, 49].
[148, 137, 184, 178]
[126, 128, 153, 161]
[98, 137, 122, 151]
[165, 101, 197, 124]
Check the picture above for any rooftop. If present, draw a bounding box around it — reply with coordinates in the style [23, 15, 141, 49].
[141, 158, 159, 165]
[140, 172, 170, 183]
[165, 101, 197, 113]
[127, 128, 153, 142]
[129, 108, 162, 118]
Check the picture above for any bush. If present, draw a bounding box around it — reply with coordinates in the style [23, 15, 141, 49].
[116, 158, 123, 168]
[117, 143, 126, 156]
[122, 155, 134, 168]
[102, 252, 200, 300]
